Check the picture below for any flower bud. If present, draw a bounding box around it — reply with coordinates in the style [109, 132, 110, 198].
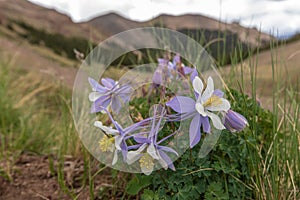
[224, 110, 248, 132]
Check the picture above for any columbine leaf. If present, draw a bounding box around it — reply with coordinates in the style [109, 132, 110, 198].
[126, 175, 152, 195]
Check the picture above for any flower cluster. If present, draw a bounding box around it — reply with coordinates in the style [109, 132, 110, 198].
[88, 77, 132, 114]
[152, 53, 198, 86]
[88, 54, 248, 175]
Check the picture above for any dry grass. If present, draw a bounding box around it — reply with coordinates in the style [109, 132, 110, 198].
[220, 39, 300, 109]
[0, 26, 79, 88]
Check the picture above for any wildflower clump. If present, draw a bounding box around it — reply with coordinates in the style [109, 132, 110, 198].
[88, 53, 248, 175]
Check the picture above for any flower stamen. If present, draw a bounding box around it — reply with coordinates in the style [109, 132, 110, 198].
[203, 95, 223, 107]
[139, 153, 154, 171]
[99, 136, 115, 152]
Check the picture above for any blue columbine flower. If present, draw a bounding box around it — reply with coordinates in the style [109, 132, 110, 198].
[170, 53, 199, 82]
[94, 107, 151, 165]
[152, 54, 198, 86]
[223, 109, 248, 133]
[166, 76, 230, 148]
[126, 106, 178, 175]
[168, 53, 199, 80]
[152, 58, 168, 85]
[88, 77, 132, 114]
[183, 66, 199, 82]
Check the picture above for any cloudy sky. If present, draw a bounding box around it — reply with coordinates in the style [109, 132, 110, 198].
[28, 0, 300, 37]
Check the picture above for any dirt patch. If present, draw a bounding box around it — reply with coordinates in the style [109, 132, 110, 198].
[0, 154, 69, 200]
[0, 154, 121, 200]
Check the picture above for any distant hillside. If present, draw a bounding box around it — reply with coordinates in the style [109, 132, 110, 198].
[0, 0, 276, 67]
[88, 13, 272, 47]
[86, 12, 273, 65]
[6, 20, 95, 60]
[0, 0, 102, 41]
[88, 13, 142, 36]
[1, 0, 272, 45]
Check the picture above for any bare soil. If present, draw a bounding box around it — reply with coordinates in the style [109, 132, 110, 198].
[0, 154, 117, 200]
[0, 154, 68, 200]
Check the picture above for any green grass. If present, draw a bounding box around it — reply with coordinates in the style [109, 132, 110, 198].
[0, 66, 79, 156]
[223, 38, 300, 199]
[0, 62, 83, 193]
[0, 60, 130, 198]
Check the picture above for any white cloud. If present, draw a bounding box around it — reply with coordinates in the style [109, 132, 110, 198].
[27, 0, 300, 36]
[127, 0, 222, 21]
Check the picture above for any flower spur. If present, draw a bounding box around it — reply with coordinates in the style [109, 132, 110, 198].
[126, 105, 178, 175]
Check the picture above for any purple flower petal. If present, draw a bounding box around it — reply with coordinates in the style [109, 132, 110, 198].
[158, 146, 178, 156]
[119, 92, 131, 103]
[152, 68, 163, 85]
[101, 78, 115, 89]
[224, 110, 248, 132]
[111, 96, 122, 113]
[158, 58, 168, 66]
[127, 144, 143, 150]
[168, 62, 175, 70]
[91, 95, 111, 113]
[99, 108, 125, 133]
[189, 114, 201, 148]
[120, 141, 128, 162]
[173, 53, 180, 65]
[119, 84, 132, 93]
[201, 115, 211, 133]
[134, 136, 150, 144]
[158, 150, 175, 171]
[166, 96, 196, 114]
[190, 68, 199, 82]
[88, 77, 107, 93]
[116, 84, 132, 103]
[183, 66, 193, 75]
[213, 89, 224, 98]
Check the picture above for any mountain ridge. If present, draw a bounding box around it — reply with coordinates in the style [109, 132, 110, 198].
[0, 0, 272, 46]
[87, 11, 272, 46]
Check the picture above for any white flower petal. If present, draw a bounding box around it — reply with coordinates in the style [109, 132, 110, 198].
[126, 144, 147, 165]
[94, 121, 105, 129]
[112, 150, 118, 165]
[115, 81, 120, 88]
[207, 112, 225, 130]
[94, 121, 119, 135]
[127, 151, 142, 165]
[136, 143, 148, 153]
[114, 135, 123, 150]
[147, 143, 159, 160]
[94, 121, 102, 126]
[192, 76, 203, 95]
[89, 92, 103, 101]
[195, 103, 207, 116]
[206, 98, 230, 112]
[202, 77, 214, 102]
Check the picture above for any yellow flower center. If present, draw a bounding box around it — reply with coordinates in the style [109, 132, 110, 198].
[99, 136, 115, 152]
[203, 95, 222, 107]
[139, 153, 154, 170]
